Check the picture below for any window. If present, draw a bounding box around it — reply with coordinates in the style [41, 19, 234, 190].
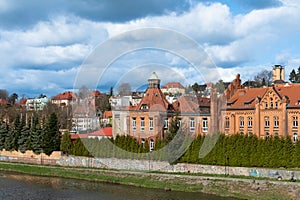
[293, 116, 298, 128]
[150, 139, 154, 152]
[274, 116, 279, 128]
[239, 117, 244, 128]
[293, 133, 298, 143]
[274, 132, 279, 138]
[178, 119, 182, 128]
[140, 117, 145, 131]
[248, 117, 252, 128]
[264, 116, 270, 128]
[141, 104, 148, 110]
[141, 139, 145, 147]
[275, 102, 278, 109]
[149, 117, 153, 131]
[132, 117, 136, 131]
[202, 118, 208, 132]
[270, 98, 273, 109]
[265, 132, 270, 138]
[190, 118, 195, 131]
[265, 102, 268, 109]
[225, 117, 230, 129]
[164, 118, 168, 130]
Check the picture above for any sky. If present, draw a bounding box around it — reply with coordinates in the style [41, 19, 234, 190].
[0, 0, 300, 98]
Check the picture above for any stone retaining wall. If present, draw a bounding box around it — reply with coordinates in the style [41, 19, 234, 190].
[0, 150, 298, 180]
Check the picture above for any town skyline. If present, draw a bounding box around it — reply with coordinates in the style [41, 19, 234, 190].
[1, 0, 300, 97]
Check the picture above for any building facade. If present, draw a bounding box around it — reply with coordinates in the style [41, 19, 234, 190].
[221, 69, 300, 141]
[113, 72, 212, 150]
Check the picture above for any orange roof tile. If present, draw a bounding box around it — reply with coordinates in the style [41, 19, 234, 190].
[162, 82, 184, 89]
[103, 110, 112, 118]
[136, 88, 172, 111]
[89, 127, 112, 137]
[52, 91, 76, 101]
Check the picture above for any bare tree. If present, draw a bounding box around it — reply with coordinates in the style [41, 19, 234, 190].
[118, 83, 131, 96]
[0, 89, 9, 100]
[253, 70, 272, 87]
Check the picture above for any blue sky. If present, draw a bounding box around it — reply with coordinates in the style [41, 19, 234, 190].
[0, 0, 299, 98]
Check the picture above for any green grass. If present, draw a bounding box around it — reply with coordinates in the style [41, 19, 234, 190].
[0, 162, 294, 199]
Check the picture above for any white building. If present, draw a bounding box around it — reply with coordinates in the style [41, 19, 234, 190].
[25, 97, 50, 111]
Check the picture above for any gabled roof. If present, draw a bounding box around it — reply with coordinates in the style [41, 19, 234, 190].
[226, 84, 300, 109]
[162, 82, 184, 89]
[173, 95, 210, 114]
[52, 91, 76, 101]
[226, 87, 268, 109]
[275, 84, 300, 107]
[136, 87, 172, 111]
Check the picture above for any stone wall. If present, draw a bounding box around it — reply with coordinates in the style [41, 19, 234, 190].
[0, 150, 299, 181]
[0, 150, 61, 165]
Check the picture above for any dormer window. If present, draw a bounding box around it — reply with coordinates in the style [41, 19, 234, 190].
[141, 104, 148, 110]
[298, 100, 300, 105]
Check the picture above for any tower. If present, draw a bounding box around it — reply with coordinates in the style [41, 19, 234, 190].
[148, 72, 160, 88]
[272, 65, 285, 83]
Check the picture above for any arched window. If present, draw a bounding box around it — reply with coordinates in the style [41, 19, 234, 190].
[248, 117, 253, 128]
[270, 98, 273, 108]
[265, 132, 270, 138]
[150, 139, 154, 152]
[264, 116, 270, 128]
[293, 133, 298, 143]
[274, 132, 279, 138]
[239, 117, 244, 128]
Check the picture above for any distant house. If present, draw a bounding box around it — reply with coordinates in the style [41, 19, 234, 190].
[25, 97, 50, 111]
[0, 99, 10, 106]
[71, 102, 100, 133]
[52, 91, 76, 106]
[88, 127, 112, 140]
[161, 82, 185, 95]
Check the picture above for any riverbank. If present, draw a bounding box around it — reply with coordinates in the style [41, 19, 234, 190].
[0, 162, 299, 199]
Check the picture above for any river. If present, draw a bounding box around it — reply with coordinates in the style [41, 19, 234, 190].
[0, 172, 237, 200]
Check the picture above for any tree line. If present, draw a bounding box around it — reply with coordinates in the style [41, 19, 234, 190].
[60, 132, 300, 169]
[0, 112, 60, 155]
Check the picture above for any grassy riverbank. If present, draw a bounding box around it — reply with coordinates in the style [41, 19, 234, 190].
[0, 162, 297, 199]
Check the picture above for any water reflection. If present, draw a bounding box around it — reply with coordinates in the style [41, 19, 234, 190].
[0, 172, 236, 200]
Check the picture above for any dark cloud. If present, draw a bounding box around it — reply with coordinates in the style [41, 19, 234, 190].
[0, 0, 192, 29]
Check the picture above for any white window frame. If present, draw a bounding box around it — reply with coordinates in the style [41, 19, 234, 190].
[190, 118, 195, 131]
[149, 117, 153, 131]
[248, 117, 252, 128]
[150, 139, 154, 152]
[293, 116, 298, 128]
[239, 117, 244, 128]
[202, 118, 208, 133]
[264, 116, 270, 128]
[140, 117, 145, 131]
[274, 116, 279, 128]
[132, 117, 136, 131]
[164, 118, 168, 130]
[293, 133, 298, 143]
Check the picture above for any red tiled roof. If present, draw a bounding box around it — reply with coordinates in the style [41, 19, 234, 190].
[0, 99, 10, 105]
[89, 127, 112, 137]
[173, 96, 210, 114]
[19, 99, 27, 105]
[70, 134, 88, 140]
[136, 88, 171, 111]
[227, 87, 268, 108]
[103, 110, 112, 119]
[226, 84, 300, 109]
[162, 82, 184, 89]
[52, 91, 76, 101]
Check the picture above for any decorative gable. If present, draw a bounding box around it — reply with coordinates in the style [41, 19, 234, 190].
[260, 87, 282, 109]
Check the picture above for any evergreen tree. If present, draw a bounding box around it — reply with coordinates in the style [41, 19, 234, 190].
[5, 128, 15, 151]
[18, 126, 30, 153]
[60, 132, 72, 155]
[0, 122, 8, 150]
[43, 113, 61, 155]
[289, 69, 298, 83]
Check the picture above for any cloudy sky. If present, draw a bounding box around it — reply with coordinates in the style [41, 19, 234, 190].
[0, 0, 299, 98]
